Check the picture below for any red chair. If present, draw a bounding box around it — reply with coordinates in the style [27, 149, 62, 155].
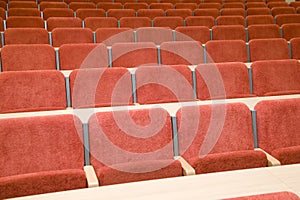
[124, 2, 148, 11]
[69, 2, 96, 11]
[4, 28, 49, 44]
[246, 7, 271, 15]
[246, 15, 274, 26]
[290, 37, 300, 59]
[198, 2, 221, 9]
[282, 23, 300, 40]
[271, 7, 296, 16]
[220, 8, 245, 16]
[246, 2, 267, 9]
[8, 1, 37, 8]
[95, 27, 134, 46]
[46, 17, 82, 31]
[175, 3, 197, 10]
[84, 17, 118, 31]
[194, 8, 219, 19]
[149, 2, 173, 10]
[8, 8, 40, 17]
[185, 16, 214, 28]
[275, 14, 300, 26]
[216, 16, 245, 26]
[39, 2, 68, 11]
[6, 16, 44, 28]
[97, 2, 122, 11]
[175, 26, 210, 44]
[165, 9, 193, 19]
[212, 25, 246, 41]
[76, 8, 106, 20]
[153, 16, 184, 29]
[43, 8, 74, 20]
[119, 17, 152, 29]
[247, 24, 280, 40]
[107, 9, 136, 20]
[136, 27, 174, 45]
[51, 28, 93, 47]
[137, 9, 164, 19]
[267, 1, 288, 9]
[226, 191, 300, 200]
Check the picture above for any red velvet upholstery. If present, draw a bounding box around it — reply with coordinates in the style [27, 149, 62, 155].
[248, 24, 280, 40]
[69, 2, 96, 11]
[97, 2, 122, 11]
[255, 98, 300, 165]
[246, 8, 271, 15]
[89, 108, 182, 185]
[249, 38, 289, 61]
[194, 8, 219, 19]
[135, 65, 194, 104]
[246, 15, 274, 25]
[251, 59, 300, 96]
[0, 115, 86, 198]
[43, 8, 74, 20]
[282, 23, 300, 40]
[153, 16, 184, 29]
[290, 1, 300, 9]
[198, 3, 221, 10]
[4, 28, 49, 44]
[212, 25, 246, 41]
[205, 40, 248, 63]
[6, 16, 44, 28]
[76, 8, 105, 20]
[0, 8, 5, 20]
[176, 103, 267, 174]
[84, 17, 118, 31]
[120, 17, 152, 29]
[185, 16, 214, 28]
[137, 9, 164, 20]
[175, 26, 210, 44]
[196, 62, 254, 100]
[226, 191, 300, 200]
[124, 2, 148, 11]
[220, 8, 245, 16]
[268, 2, 288, 9]
[222, 2, 244, 8]
[46, 17, 82, 31]
[175, 3, 198, 10]
[275, 14, 300, 26]
[52, 28, 93, 47]
[272, 7, 296, 16]
[107, 9, 136, 20]
[216, 16, 245, 26]
[40, 2, 68, 11]
[69, 68, 132, 108]
[149, 2, 173, 10]
[0, 70, 66, 113]
[136, 27, 173, 45]
[8, 8, 40, 16]
[160, 41, 204, 65]
[112, 42, 158, 68]
[8, 1, 37, 8]
[59, 43, 108, 70]
[95, 27, 134, 45]
[291, 38, 300, 59]
[165, 9, 193, 18]
[1, 44, 56, 71]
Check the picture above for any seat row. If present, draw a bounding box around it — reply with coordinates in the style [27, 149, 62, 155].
[1, 98, 300, 198]
[0, 59, 299, 113]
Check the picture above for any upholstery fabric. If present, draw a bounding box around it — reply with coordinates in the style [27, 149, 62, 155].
[4, 28, 49, 44]
[136, 27, 173, 45]
[246, 15, 274, 26]
[212, 25, 246, 41]
[185, 16, 214, 28]
[194, 8, 219, 19]
[248, 24, 281, 40]
[226, 191, 300, 200]
[46, 17, 82, 31]
[272, 146, 300, 165]
[76, 8, 106, 20]
[275, 14, 300, 26]
[84, 17, 118, 31]
[95, 27, 134, 45]
[6, 16, 44, 28]
[165, 9, 192, 18]
[43, 8, 74, 19]
[282, 23, 300, 41]
[52, 28, 93, 47]
[153, 16, 184, 29]
[137, 9, 164, 20]
[107, 9, 136, 19]
[119, 17, 152, 29]
[216, 16, 245, 26]
[175, 26, 211, 44]
[291, 38, 300, 59]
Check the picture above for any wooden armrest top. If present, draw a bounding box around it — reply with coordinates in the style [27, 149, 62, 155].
[255, 148, 281, 167]
[175, 156, 196, 176]
[84, 165, 99, 188]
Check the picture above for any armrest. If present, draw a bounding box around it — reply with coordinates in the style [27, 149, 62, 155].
[255, 148, 281, 166]
[84, 165, 99, 188]
[174, 156, 196, 176]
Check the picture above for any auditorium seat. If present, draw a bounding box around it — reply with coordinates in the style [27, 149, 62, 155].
[176, 103, 267, 174]
[46, 17, 82, 31]
[95, 28, 134, 45]
[271, 7, 296, 16]
[1, 44, 56, 71]
[59, 43, 109, 70]
[115, 0, 135, 4]
[251, 59, 300, 96]
[97, 2, 122, 11]
[282, 23, 300, 40]
[64, 0, 90, 4]
[249, 38, 290, 62]
[107, 9, 136, 20]
[290, 38, 300, 60]
[175, 3, 197, 10]
[39, 2, 68, 11]
[205, 40, 248, 63]
[196, 62, 254, 100]
[8, 1, 37, 8]
[6, 16, 44, 28]
[185, 16, 214, 28]
[69, 2, 96, 11]
[220, 8, 245, 16]
[198, 2, 221, 9]
[51, 28, 93, 47]
[0, 70, 66, 113]
[111, 42, 158, 68]
[246, 2, 267, 9]
[275, 14, 300, 26]
[246, 7, 271, 15]
[69, 68, 132, 108]
[160, 41, 205, 65]
[76, 9, 106, 20]
[84, 17, 118, 31]
[216, 16, 245, 26]
[165, 9, 193, 18]
[4, 28, 49, 45]
[290, 1, 300, 9]
[255, 98, 300, 165]
[194, 8, 219, 19]
[119, 17, 152, 28]
[246, 15, 274, 26]
[135, 65, 194, 104]
[175, 26, 210, 44]
[0, 114, 88, 198]
[247, 24, 280, 40]
[137, 9, 164, 19]
[136, 27, 173, 45]
[88, 107, 183, 185]
[222, 2, 244, 9]
[43, 8, 74, 20]
[124, 2, 148, 11]
[0, 7, 5, 19]
[226, 191, 300, 200]
[267, 1, 288, 9]
[153, 16, 184, 29]
[212, 25, 246, 41]
[8, 8, 40, 17]
[0, 0, 5, 9]
[149, 2, 173, 10]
